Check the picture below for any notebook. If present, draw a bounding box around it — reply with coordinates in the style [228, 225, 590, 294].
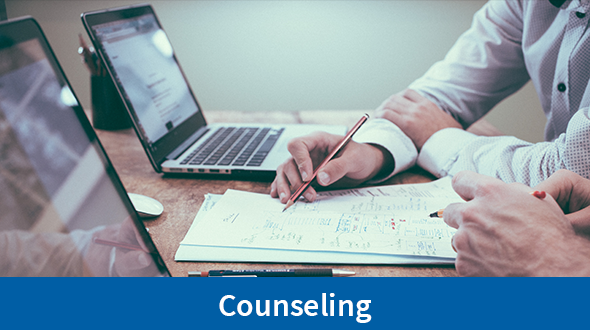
[81, 4, 347, 180]
[0, 16, 169, 277]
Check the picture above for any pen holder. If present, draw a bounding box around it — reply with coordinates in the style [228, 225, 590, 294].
[91, 74, 132, 130]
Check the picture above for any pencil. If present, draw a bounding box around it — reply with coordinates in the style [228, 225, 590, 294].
[429, 209, 444, 218]
[282, 114, 370, 212]
[428, 190, 547, 218]
[78, 33, 97, 75]
[92, 237, 147, 252]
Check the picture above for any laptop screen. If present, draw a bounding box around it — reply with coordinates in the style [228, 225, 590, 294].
[84, 5, 208, 168]
[0, 17, 169, 276]
[91, 13, 199, 144]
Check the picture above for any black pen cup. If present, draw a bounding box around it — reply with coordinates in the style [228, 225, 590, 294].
[91, 74, 132, 130]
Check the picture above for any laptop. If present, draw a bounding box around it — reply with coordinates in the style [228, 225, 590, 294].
[0, 16, 169, 277]
[81, 4, 346, 179]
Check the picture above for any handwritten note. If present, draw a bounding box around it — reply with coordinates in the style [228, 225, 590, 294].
[180, 177, 462, 259]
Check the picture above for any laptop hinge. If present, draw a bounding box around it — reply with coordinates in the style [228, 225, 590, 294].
[166, 126, 210, 160]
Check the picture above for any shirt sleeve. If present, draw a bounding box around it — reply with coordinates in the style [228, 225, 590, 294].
[417, 107, 590, 186]
[408, 0, 530, 128]
[352, 118, 417, 183]
[0, 230, 84, 277]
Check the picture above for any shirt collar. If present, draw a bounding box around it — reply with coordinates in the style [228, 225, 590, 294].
[549, 0, 567, 7]
[550, 0, 590, 9]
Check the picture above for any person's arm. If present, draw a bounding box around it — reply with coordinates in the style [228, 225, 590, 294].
[418, 107, 590, 186]
[375, 0, 533, 152]
[408, 0, 530, 128]
[369, 0, 530, 169]
[443, 171, 590, 277]
[0, 230, 85, 277]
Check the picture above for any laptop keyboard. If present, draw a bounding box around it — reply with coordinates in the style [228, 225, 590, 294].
[180, 127, 284, 167]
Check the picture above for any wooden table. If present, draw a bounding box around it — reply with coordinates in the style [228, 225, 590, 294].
[94, 110, 502, 277]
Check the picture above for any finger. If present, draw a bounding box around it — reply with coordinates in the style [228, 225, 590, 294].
[274, 162, 297, 203]
[380, 94, 414, 113]
[566, 205, 590, 235]
[534, 169, 590, 213]
[270, 179, 279, 198]
[302, 187, 317, 202]
[450, 171, 480, 201]
[442, 202, 463, 229]
[534, 169, 575, 207]
[287, 135, 325, 182]
[115, 250, 157, 277]
[450, 230, 469, 253]
[376, 91, 404, 110]
[315, 156, 351, 186]
[450, 171, 499, 202]
[283, 159, 319, 202]
[118, 220, 148, 250]
[400, 89, 425, 102]
[375, 106, 404, 124]
[313, 141, 376, 186]
[271, 162, 287, 198]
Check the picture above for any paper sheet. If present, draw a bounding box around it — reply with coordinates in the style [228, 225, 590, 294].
[178, 177, 462, 261]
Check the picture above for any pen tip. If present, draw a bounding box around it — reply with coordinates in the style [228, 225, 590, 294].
[282, 200, 294, 212]
[429, 209, 444, 218]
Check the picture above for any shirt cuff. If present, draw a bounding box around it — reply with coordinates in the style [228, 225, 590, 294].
[418, 128, 478, 178]
[352, 118, 418, 183]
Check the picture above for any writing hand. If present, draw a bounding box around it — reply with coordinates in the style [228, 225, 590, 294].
[113, 218, 160, 277]
[85, 219, 160, 277]
[270, 131, 390, 203]
[375, 89, 461, 150]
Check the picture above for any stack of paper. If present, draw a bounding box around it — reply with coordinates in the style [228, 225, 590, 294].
[175, 177, 462, 264]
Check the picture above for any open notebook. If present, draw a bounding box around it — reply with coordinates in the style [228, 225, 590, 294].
[176, 177, 461, 264]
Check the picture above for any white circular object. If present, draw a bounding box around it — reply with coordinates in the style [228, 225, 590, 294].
[128, 193, 164, 218]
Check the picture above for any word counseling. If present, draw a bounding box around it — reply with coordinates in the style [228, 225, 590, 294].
[219, 293, 372, 323]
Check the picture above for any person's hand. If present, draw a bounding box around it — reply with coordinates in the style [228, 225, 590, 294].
[443, 171, 590, 277]
[375, 89, 462, 150]
[85, 219, 161, 277]
[112, 217, 161, 277]
[270, 131, 393, 203]
[84, 225, 119, 276]
[534, 169, 590, 237]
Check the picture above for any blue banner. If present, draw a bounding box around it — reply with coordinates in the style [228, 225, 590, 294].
[1, 278, 587, 329]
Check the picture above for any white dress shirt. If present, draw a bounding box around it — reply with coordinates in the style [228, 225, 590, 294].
[354, 0, 590, 186]
[0, 230, 91, 276]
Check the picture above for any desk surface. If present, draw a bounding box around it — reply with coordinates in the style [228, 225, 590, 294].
[95, 110, 502, 277]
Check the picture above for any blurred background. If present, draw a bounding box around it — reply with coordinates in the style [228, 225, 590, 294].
[5, 0, 545, 142]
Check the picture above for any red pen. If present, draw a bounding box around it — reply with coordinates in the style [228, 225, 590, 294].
[92, 237, 147, 252]
[282, 114, 369, 212]
[530, 190, 546, 199]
